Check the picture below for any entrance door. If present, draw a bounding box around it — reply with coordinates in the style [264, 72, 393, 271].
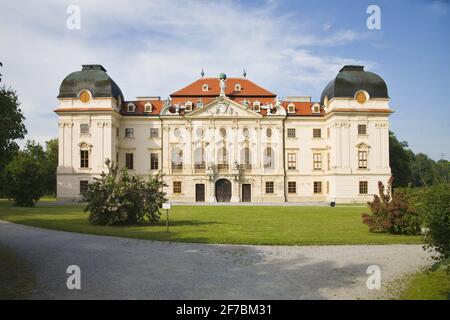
[215, 179, 232, 202]
[195, 184, 205, 202]
[242, 184, 251, 202]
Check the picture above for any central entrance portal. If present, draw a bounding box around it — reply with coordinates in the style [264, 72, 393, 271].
[215, 179, 232, 202]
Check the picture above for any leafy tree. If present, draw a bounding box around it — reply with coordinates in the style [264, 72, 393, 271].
[44, 139, 58, 195]
[435, 160, 450, 185]
[362, 177, 421, 235]
[0, 87, 27, 194]
[410, 153, 437, 187]
[389, 131, 412, 188]
[4, 148, 46, 206]
[83, 160, 167, 225]
[417, 184, 450, 263]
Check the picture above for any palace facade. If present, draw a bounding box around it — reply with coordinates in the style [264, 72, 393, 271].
[55, 65, 392, 203]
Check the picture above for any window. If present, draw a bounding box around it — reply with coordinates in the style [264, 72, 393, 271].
[288, 181, 296, 194]
[194, 148, 205, 169]
[80, 180, 89, 194]
[144, 103, 152, 113]
[313, 181, 322, 194]
[235, 83, 241, 91]
[287, 103, 295, 114]
[326, 181, 330, 194]
[312, 105, 320, 113]
[359, 181, 368, 194]
[220, 128, 227, 138]
[202, 84, 209, 92]
[125, 153, 134, 170]
[266, 128, 272, 138]
[265, 181, 274, 194]
[253, 101, 261, 112]
[287, 128, 296, 138]
[358, 151, 368, 169]
[358, 124, 367, 135]
[217, 147, 228, 170]
[171, 148, 183, 170]
[313, 128, 322, 138]
[116, 127, 119, 137]
[80, 150, 89, 168]
[243, 127, 250, 138]
[150, 153, 159, 170]
[264, 147, 274, 168]
[288, 153, 296, 170]
[185, 101, 192, 112]
[127, 103, 136, 112]
[313, 153, 322, 170]
[173, 181, 182, 194]
[327, 127, 330, 138]
[116, 152, 119, 163]
[125, 128, 134, 138]
[327, 153, 330, 170]
[241, 147, 251, 169]
[80, 124, 89, 135]
[150, 128, 159, 138]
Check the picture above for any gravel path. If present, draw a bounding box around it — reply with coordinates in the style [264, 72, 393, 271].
[0, 220, 430, 300]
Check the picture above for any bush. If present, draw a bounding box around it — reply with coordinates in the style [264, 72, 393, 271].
[4, 152, 46, 206]
[362, 177, 421, 235]
[83, 160, 167, 225]
[417, 184, 450, 262]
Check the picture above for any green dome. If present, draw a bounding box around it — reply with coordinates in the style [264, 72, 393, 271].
[219, 73, 227, 80]
[320, 65, 388, 104]
[58, 65, 124, 100]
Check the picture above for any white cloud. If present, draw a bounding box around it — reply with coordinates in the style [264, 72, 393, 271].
[0, 0, 371, 145]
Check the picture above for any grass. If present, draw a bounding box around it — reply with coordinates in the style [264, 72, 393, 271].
[0, 244, 35, 300]
[390, 263, 450, 300]
[0, 199, 423, 246]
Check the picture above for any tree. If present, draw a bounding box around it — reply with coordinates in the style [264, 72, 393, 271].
[389, 131, 412, 188]
[0, 65, 27, 194]
[410, 153, 437, 187]
[44, 139, 58, 195]
[4, 148, 46, 207]
[83, 160, 167, 226]
[418, 184, 450, 263]
[435, 160, 450, 185]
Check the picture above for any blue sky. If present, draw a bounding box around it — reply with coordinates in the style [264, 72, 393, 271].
[0, 0, 449, 160]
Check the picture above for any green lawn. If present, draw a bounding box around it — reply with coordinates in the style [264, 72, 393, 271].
[0, 244, 35, 300]
[0, 200, 423, 245]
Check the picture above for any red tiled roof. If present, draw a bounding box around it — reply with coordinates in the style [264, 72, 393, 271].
[120, 100, 163, 116]
[170, 78, 276, 97]
[282, 101, 324, 116]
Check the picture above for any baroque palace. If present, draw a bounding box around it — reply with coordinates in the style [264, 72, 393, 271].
[55, 65, 392, 203]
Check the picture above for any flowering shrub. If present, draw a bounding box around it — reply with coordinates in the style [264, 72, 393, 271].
[83, 160, 167, 225]
[362, 177, 421, 235]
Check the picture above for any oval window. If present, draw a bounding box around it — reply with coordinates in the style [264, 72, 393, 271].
[220, 128, 227, 138]
[79, 90, 91, 103]
[243, 127, 250, 138]
[266, 128, 272, 138]
[174, 128, 181, 137]
[196, 127, 204, 138]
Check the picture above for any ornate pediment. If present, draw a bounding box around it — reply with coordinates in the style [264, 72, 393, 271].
[185, 97, 263, 119]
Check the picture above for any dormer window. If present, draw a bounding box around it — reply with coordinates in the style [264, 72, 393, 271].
[144, 102, 153, 113]
[202, 84, 209, 92]
[127, 103, 136, 113]
[197, 99, 203, 108]
[312, 103, 320, 114]
[185, 101, 193, 112]
[235, 83, 241, 91]
[287, 103, 295, 114]
[253, 101, 261, 112]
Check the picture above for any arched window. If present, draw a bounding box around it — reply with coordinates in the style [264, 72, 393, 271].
[241, 147, 252, 169]
[194, 148, 205, 170]
[263, 147, 274, 169]
[217, 147, 228, 170]
[171, 148, 183, 170]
